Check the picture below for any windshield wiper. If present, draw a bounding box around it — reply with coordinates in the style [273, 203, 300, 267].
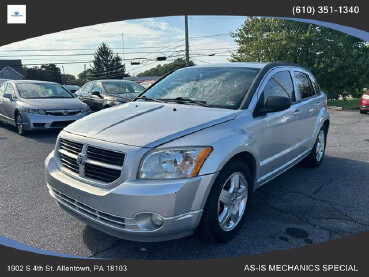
[134, 96, 166, 103]
[161, 97, 209, 107]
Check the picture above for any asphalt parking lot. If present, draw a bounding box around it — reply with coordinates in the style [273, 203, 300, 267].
[0, 110, 368, 260]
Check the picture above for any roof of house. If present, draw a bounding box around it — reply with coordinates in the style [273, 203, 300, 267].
[0, 60, 24, 78]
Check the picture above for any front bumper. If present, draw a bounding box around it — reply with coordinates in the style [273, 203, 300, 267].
[45, 152, 218, 242]
[21, 111, 89, 130]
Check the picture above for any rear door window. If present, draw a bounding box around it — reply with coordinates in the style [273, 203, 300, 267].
[263, 71, 296, 103]
[294, 72, 316, 99]
[310, 77, 320, 94]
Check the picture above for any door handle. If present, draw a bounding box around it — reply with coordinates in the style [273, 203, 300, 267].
[293, 109, 302, 116]
[315, 102, 321, 106]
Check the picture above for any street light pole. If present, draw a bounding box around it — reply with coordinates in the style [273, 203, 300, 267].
[185, 15, 190, 66]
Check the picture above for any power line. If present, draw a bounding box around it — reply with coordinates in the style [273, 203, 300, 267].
[190, 34, 230, 39]
[0, 46, 179, 52]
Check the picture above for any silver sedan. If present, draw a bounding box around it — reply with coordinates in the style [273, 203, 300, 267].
[0, 80, 90, 135]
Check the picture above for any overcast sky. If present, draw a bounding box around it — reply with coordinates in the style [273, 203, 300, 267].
[0, 16, 247, 78]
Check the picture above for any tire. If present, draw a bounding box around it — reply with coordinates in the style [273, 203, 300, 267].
[198, 158, 253, 243]
[360, 110, 367, 114]
[15, 113, 27, 136]
[303, 125, 327, 167]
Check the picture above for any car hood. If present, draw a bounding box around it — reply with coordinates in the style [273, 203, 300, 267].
[64, 102, 236, 148]
[20, 98, 86, 110]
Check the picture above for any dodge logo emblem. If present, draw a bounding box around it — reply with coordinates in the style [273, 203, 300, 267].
[76, 153, 85, 166]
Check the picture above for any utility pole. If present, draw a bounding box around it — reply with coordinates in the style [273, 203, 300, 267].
[122, 34, 125, 64]
[84, 64, 87, 82]
[184, 15, 190, 66]
[61, 65, 66, 84]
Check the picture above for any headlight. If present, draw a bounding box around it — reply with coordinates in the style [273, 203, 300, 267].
[138, 147, 212, 179]
[363, 94, 369, 100]
[81, 106, 91, 113]
[19, 107, 46, 115]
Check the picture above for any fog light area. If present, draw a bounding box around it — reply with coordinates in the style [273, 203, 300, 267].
[134, 213, 164, 231]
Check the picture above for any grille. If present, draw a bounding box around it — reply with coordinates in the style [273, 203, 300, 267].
[51, 121, 75, 128]
[87, 146, 125, 166]
[85, 163, 122, 183]
[59, 152, 79, 173]
[57, 138, 125, 184]
[51, 189, 128, 230]
[47, 110, 81, 116]
[60, 138, 83, 155]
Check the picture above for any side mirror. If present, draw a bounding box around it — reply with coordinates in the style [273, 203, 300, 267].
[3, 93, 12, 100]
[91, 91, 102, 98]
[255, 95, 292, 116]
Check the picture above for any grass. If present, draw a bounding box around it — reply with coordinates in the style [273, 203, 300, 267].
[327, 98, 360, 110]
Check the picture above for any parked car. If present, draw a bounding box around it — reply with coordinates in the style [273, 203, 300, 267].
[360, 89, 369, 114]
[0, 80, 90, 135]
[45, 62, 329, 243]
[63, 85, 80, 94]
[75, 80, 145, 111]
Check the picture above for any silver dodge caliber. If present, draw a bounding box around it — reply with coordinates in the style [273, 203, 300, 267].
[45, 62, 330, 243]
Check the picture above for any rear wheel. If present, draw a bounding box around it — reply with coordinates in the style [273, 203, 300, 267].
[303, 125, 327, 167]
[198, 159, 252, 243]
[15, 113, 27, 136]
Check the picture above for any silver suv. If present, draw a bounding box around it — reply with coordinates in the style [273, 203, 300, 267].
[45, 62, 329, 243]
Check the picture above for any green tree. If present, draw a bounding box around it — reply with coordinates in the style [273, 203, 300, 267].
[23, 64, 63, 83]
[77, 68, 94, 82]
[61, 74, 77, 84]
[91, 43, 127, 79]
[231, 17, 369, 99]
[137, 58, 194, 77]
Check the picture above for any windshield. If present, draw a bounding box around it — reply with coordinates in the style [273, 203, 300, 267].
[102, 81, 145, 95]
[17, 83, 73, 99]
[141, 67, 259, 109]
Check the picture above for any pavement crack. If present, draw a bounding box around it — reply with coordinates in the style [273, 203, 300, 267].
[89, 240, 120, 258]
[258, 191, 345, 238]
[311, 178, 338, 195]
[280, 186, 369, 227]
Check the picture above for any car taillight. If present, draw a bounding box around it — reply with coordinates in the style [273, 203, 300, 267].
[362, 94, 369, 100]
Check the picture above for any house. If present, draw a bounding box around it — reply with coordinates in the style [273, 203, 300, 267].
[0, 60, 24, 80]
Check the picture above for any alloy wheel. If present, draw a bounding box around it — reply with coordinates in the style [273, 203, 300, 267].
[16, 115, 23, 134]
[217, 172, 248, 231]
[316, 130, 325, 162]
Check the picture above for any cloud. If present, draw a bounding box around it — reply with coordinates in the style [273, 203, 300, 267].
[0, 17, 238, 76]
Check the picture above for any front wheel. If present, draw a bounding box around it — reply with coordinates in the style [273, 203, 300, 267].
[15, 113, 27, 136]
[198, 159, 252, 243]
[303, 125, 327, 167]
